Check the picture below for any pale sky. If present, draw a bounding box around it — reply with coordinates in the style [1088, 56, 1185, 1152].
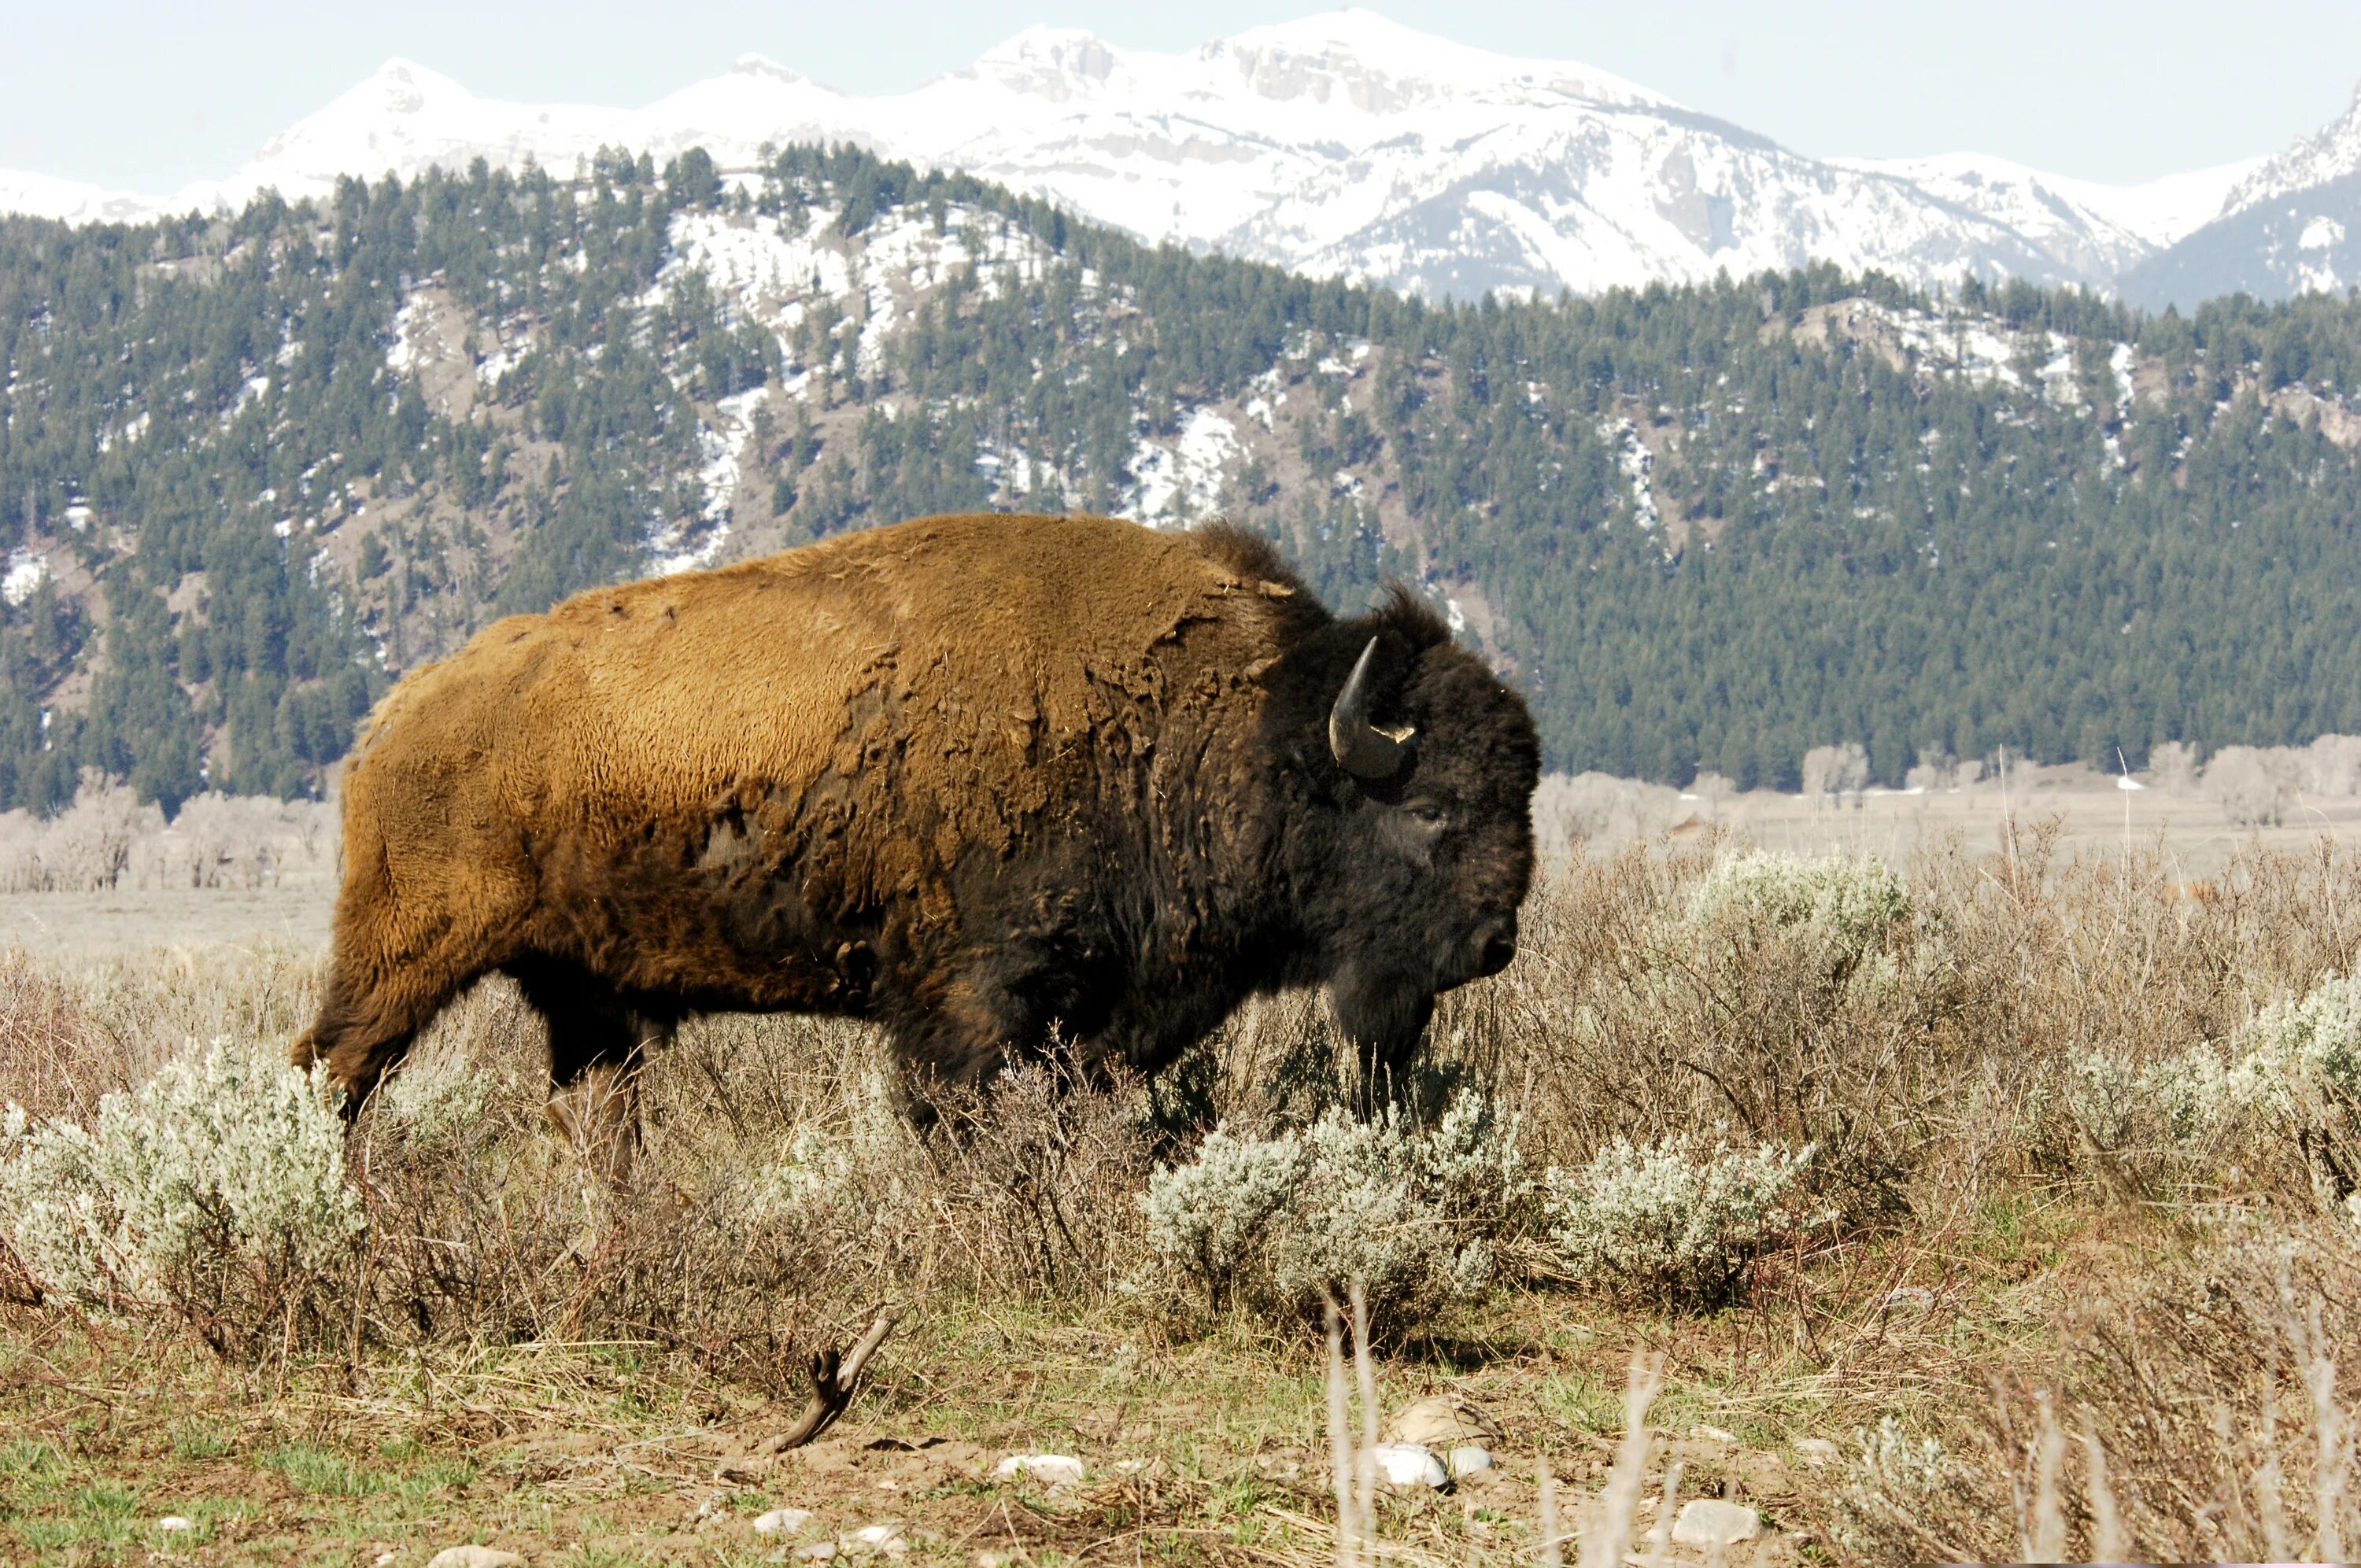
[8, 0, 2360, 192]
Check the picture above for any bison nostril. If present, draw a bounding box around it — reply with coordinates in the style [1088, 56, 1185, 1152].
[1472, 917, 1517, 976]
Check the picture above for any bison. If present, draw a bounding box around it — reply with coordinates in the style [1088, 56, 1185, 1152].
[294, 512, 1539, 1172]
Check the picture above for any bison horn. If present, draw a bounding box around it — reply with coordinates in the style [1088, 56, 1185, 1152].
[1328, 637, 1413, 780]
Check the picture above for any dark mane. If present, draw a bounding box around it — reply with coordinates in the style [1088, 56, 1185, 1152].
[1369, 581, 1453, 651]
[1189, 520, 1333, 634]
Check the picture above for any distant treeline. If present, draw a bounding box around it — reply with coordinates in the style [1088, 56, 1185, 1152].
[4, 141, 2361, 810]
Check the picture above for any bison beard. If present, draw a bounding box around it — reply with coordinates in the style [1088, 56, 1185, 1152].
[294, 513, 1539, 1163]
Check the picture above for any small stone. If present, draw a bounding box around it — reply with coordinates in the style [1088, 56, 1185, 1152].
[1690, 1423, 1738, 1444]
[1371, 1441, 1450, 1489]
[1882, 1285, 1934, 1313]
[427, 1550, 528, 1568]
[375, 1556, 397, 1568]
[1794, 1437, 1840, 1466]
[755, 1507, 815, 1537]
[1444, 1445, 1495, 1478]
[975, 1553, 1025, 1568]
[795, 1544, 838, 1562]
[156, 1515, 196, 1533]
[994, 1453, 1085, 1487]
[1670, 1499, 1762, 1549]
[843, 1523, 907, 1557]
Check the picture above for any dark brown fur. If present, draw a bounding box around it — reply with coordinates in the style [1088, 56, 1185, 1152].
[295, 513, 1538, 1142]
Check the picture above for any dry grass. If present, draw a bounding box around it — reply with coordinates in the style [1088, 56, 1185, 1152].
[2, 833, 2360, 1561]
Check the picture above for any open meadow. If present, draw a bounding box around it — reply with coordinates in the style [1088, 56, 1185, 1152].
[3, 807, 2361, 1565]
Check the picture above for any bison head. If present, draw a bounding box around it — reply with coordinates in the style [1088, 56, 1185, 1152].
[1271, 592, 1541, 1085]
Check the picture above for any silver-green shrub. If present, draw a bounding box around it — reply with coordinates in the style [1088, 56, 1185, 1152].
[1543, 1133, 1813, 1308]
[1832, 1416, 1983, 1562]
[1141, 1124, 1307, 1315]
[377, 1042, 498, 1154]
[1140, 1090, 1525, 1332]
[2023, 976, 2361, 1205]
[1692, 849, 1908, 958]
[0, 1039, 364, 1345]
[2226, 972, 2361, 1120]
[2060, 1047, 2148, 1150]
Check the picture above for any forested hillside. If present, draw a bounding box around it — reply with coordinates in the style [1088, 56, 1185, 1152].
[5, 141, 2361, 809]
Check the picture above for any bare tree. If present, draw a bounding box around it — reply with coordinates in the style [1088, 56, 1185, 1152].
[2205, 745, 2304, 828]
[1801, 743, 1870, 806]
[1905, 745, 1957, 792]
[2149, 740, 2202, 795]
[2308, 734, 2361, 798]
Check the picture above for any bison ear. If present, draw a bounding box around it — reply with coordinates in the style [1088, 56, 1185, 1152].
[1328, 637, 1414, 780]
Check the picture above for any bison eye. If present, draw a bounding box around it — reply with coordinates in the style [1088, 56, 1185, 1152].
[1402, 801, 1447, 828]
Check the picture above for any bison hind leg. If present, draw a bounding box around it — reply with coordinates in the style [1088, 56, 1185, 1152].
[509, 957, 674, 1192]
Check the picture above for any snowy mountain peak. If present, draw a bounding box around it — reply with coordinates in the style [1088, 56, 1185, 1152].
[1203, 9, 1670, 113]
[965, 26, 1125, 101]
[2222, 85, 2361, 220]
[725, 53, 808, 86]
[305, 57, 472, 125]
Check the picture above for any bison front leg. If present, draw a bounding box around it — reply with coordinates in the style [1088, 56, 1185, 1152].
[545, 1046, 655, 1192]
[879, 967, 1062, 1128]
[512, 959, 673, 1194]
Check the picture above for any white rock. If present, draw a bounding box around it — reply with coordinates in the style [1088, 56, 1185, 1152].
[375, 1556, 398, 1568]
[1670, 1498, 1762, 1548]
[1794, 1437, 1840, 1466]
[756, 1506, 815, 1536]
[994, 1453, 1085, 1486]
[1690, 1423, 1738, 1444]
[1444, 1445, 1495, 1478]
[1371, 1441, 1450, 1489]
[843, 1523, 907, 1557]
[427, 1550, 528, 1568]
[795, 1544, 838, 1562]
[156, 1515, 196, 1533]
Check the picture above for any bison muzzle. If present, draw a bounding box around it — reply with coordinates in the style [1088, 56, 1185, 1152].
[294, 514, 1539, 1173]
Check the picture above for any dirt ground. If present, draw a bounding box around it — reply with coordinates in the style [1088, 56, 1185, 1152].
[2, 1271, 2017, 1566]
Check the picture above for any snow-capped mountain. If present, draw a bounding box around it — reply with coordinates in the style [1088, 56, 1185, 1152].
[2108, 87, 2361, 308]
[1834, 152, 2259, 283]
[0, 10, 2290, 301]
[2220, 85, 2361, 220]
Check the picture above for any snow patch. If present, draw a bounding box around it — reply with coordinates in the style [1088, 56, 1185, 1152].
[1125, 407, 1239, 524]
[1598, 418, 1657, 531]
[650, 385, 768, 576]
[385, 295, 427, 374]
[2, 552, 47, 607]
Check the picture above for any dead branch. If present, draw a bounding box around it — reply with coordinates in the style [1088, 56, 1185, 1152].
[763, 1305, 903, 1452]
